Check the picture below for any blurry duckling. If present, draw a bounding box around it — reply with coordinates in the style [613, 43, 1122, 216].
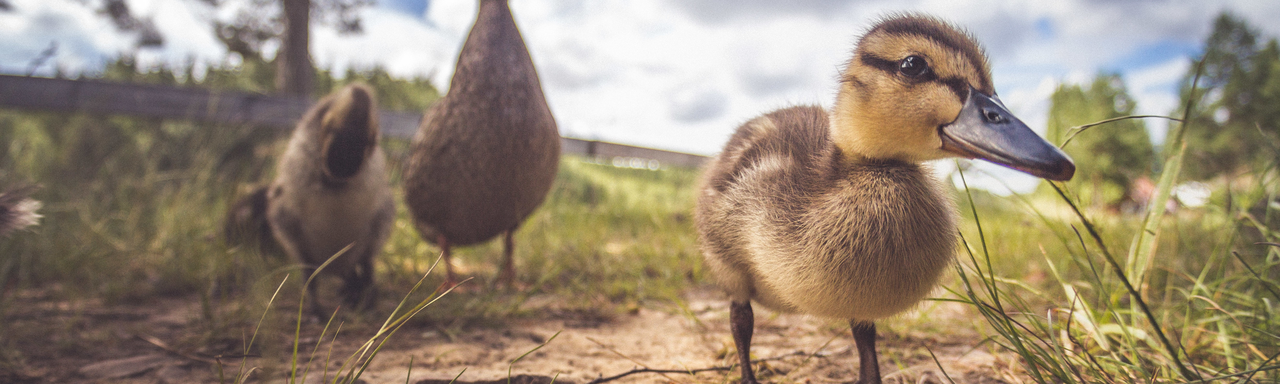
[223, 185, 284, 258]
[267, 83, 395, 313]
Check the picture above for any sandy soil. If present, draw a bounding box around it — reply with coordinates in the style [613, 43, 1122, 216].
[2, 286, 1023, 384]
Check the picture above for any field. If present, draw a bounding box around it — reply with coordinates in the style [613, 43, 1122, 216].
[1, 95, 1279, 384]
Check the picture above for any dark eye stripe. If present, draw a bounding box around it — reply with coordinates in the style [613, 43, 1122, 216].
[940, 77, 969, 102]
[858, 54, 898, 74]
[856, 52, 971, 102]
[859, 53, 936, 82]
[875, 20, 991, 92]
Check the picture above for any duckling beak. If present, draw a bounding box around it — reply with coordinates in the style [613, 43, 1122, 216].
[939, 87, 1075, 181]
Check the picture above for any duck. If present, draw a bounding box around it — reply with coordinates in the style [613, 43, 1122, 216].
[0, 185, 40, 238]
[403, 0, 560, 289]
[224, 185, 284, 258]
[695, 14, 1074, 384]
[266, 83, 395, 313]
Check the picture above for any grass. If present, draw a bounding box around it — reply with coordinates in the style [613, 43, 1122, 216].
[945, 61, 1280, 383]
[4, 101, 1279, 382]
[0, 98, 706, 379]
[2, 61, 1279, 383]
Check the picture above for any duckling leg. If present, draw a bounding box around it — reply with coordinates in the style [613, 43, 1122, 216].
[438, 234, 459, 288]
[730, 301, 758, 384]
[301, 264, 329, 320]
[497, 229, 516, 290]
[850, 320, 880, 384]
[341, 246, 376, 310]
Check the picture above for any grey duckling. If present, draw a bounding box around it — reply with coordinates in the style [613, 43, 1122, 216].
[696, 14, 1074, 384]
[403, 0, 560, 289]
[266, 83, 395, 312]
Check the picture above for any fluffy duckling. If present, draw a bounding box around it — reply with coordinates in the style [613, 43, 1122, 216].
[224, 185, 284, 258]
[695, 15, 1074, 384]
[0, 185, 40, 237]
[267, 83, 395, 312]
[403, 0, 560, 289]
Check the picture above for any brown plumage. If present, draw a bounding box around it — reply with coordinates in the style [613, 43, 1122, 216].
[266, 83, 395, 312]
[223, 185, 284, 258]
[696, 14, 1074, 384]
[403, 0, 560, 288]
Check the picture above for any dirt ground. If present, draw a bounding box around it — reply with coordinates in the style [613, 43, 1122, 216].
[1, 286, 1024, 384]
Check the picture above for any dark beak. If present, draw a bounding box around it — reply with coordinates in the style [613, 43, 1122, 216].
[939, 87, 1075, 181]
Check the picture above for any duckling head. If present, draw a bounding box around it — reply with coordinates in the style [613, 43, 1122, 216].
[319, 84, 380, 183]
[831, 14, 1074, 181]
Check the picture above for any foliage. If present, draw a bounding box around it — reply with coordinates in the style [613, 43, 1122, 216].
[212, 0, 373, 61]
[315, 67, 441, 112]
[954, 49, 1280, 384]
[58, 0, 370, 61]
[1044, 73, 1154, 209]
[94, 54, 440, 108]
[1179, 12, 1280, 181]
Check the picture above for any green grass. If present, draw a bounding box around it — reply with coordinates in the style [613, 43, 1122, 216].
[0, 98, 705, 378]
[376, 154, 704, 323]
[3, 58, 1280, 383]
[944, 63, 1280, 382]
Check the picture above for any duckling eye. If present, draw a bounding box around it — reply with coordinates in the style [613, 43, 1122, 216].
[898, 56, 929, 77]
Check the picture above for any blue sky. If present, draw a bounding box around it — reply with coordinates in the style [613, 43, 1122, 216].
[1, 0, 1278, 193]
[382, 0, 427, 19]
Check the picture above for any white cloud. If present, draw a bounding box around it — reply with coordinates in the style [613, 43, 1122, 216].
[0, 0, 134, 75]
[312, 7, 453, 80]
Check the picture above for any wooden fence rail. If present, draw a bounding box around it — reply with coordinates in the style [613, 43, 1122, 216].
[0, 74, 708, 168]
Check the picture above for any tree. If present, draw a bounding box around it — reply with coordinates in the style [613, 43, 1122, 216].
[213, 0, 372, 96]
[69, 0, 372, 96]
[80, 0, 165, 48]
[1045, 73, 1155, 209]
[1178, 12, 1280, 180]
[277, 0, 313, 96]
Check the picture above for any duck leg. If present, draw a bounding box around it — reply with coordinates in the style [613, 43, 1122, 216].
[301, 262, 329, 320]
[731, 300, 758, 384]
[850, 320, 880, 384]
[341, 242, 376, 310]
[437, 234, 459, 289]
[497, 229, 516, 289]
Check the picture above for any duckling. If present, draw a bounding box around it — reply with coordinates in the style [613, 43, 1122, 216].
[403, 0, 560, 289]
[224, 185, 284, 258]
[0, 185, 40, 237]
[695, 14, 1074, 384]
[266, 83, 395, 312]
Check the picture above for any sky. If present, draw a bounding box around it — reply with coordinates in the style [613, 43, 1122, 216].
[2, 0, 1279, 193]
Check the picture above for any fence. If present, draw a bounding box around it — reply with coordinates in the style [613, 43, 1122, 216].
[0, 74, 708, 168]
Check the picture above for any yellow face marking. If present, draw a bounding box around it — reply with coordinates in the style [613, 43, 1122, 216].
[829, 15, 994, 163]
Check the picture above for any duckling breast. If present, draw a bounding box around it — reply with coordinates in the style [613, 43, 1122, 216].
[779, 161, 957, 320]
